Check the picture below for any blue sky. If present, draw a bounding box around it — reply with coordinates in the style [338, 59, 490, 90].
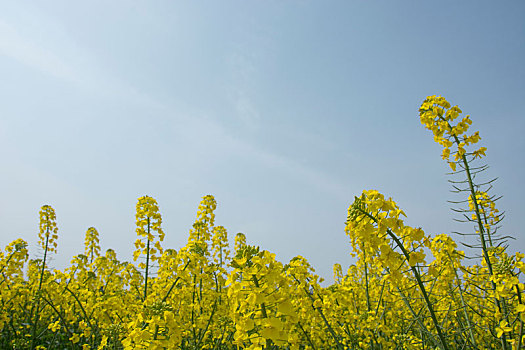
[1, 1, 523, 282]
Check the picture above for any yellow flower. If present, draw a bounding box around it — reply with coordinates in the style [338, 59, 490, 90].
[495, 320, 512, 338]
[408, 251, 426, 267]
[84, 227, 100, 263]
[516, 303, 525, 313]
[69, 333, 80, 344]
[48, 321, 60, 332]
[38, 205, 58, 254]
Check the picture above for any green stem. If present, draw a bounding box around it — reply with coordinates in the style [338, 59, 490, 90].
[30, 229, 50, 350]
[396, 284, 428, 337]
[192, 274, 197, 343]
[458, 147, 493, 273]
[62, 284, 97, 335]
[374, 279, 386, 317]
[358, 208, 450, 350]
[449, 127, 508, 348]
[390, 231, 449, 349]
[40, 294, 74, 338]
[195, 301, 217, 348]
[143, 217, 151, 301]
[436, 115, 510, 348]
[297, 322, 317, 350]
[438, 116, 494, 274]
[290, 273, 343, 349]
[251, 275, 274, 349]
[362, 246, 371, 312]
[446, 251, 477, 347]
[515, 284, 524, 350]
[161, 259, 191, 303]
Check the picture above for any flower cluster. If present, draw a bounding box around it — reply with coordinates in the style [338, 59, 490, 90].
[0, 97, 523, 349]
[419, 95, 486, 171]
[1, 195, 523, 349]
[84, 227, 100, 263]
[133, 195, 165, 266]
[38, 205, 58, 254]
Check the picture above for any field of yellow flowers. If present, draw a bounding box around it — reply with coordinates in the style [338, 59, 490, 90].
[1, 96, 523, 349]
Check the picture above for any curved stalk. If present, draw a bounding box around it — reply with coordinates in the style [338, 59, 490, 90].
[358, 208, 450, 350]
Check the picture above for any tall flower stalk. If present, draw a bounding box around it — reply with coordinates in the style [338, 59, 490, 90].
[133, 196, 164, 301]
[30, 205, 58, 349]
[419, 96, 517, 348]
[418, 96, 508, 264]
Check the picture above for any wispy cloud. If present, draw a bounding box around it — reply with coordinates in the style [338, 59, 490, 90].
[0, 20, 77, 82]
[243, 142, 349, 199]
[0, 10, 159, 110]
[226, 52, 262, 130]
[233, 91, 260, 130]
[0, 5, 345, 202]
